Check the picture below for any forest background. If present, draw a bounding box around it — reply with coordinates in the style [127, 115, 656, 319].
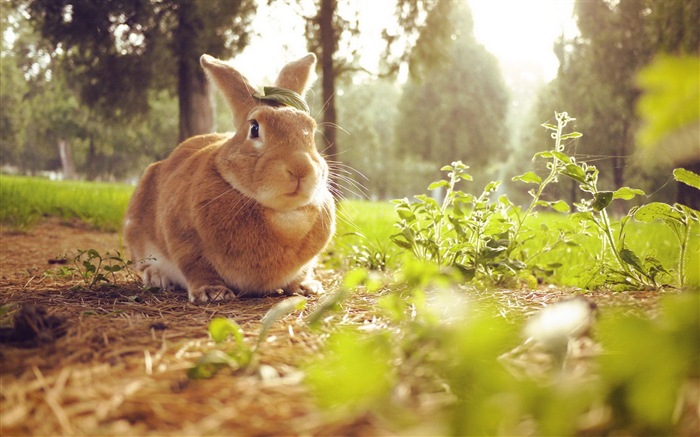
[1, 0, 698, 209]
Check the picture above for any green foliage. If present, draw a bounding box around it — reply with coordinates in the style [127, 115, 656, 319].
[188, 296, 307, 379]
[636, 55, 700, 148]
[305, 329, 395, 411]
[49, 249, 138, 288]
[391, 112, 700, 290]
[597, 292, 700, 433]
[392, 161, 521, 282]
[526, 1, 700, 205]
[331, 200, 400, 271]
[304, 262, 700, 435]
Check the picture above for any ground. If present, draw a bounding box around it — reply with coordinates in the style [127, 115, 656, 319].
[0, 219, 690, 436]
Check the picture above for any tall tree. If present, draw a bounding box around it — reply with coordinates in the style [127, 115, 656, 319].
[551, 0, 699, 205]
[302, 0, 455, 166]
[393, 1, 509, 190]
[25, 0, 255, 142]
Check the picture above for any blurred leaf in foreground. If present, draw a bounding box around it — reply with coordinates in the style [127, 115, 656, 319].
[636, 55, 700, 148]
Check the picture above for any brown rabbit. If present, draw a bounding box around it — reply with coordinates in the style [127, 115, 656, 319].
[123, 53, 335, 304]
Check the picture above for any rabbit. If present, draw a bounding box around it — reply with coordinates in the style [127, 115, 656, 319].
[123, 53, 335, 304]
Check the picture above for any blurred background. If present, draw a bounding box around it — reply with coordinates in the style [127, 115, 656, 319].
[1, 0, 698, 206]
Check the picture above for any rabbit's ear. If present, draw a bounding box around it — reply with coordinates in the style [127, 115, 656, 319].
[274, 53, 317, 97]
[200, 54, 256, 125]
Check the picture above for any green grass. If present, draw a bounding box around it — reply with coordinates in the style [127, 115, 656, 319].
[0, 175, 133, 232]
[519, 212, 700, 288]
[2, 175, 696, 288]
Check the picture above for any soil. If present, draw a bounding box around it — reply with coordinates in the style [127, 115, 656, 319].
[0, 219, 350, 436]
[0, 219, 694, 436]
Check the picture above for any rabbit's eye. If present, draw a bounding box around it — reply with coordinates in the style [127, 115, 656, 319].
[249, 120, 260, 139]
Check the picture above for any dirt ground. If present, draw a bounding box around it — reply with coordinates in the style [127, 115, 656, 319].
[0, 219, 363, 436]
[0, 219, 692, 436]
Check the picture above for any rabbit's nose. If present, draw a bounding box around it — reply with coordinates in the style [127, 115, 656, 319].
[287, 152, 314, 180]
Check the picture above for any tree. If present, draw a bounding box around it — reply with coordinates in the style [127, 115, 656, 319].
[301, 0, 457, 173]
[336, 80, 401, 199]
[549, 0, 699, 207]
[393, 2, 509, 192]
[24, 0, 255, 142]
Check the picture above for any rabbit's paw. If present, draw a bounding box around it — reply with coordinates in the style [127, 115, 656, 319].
[284, 278, 325, 296]
[189, 285, 236, 304]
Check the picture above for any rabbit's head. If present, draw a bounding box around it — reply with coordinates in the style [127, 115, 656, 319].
[200, 54, 328, 212]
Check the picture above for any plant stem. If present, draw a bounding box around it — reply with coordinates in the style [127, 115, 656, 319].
[510, 115, 567, 254]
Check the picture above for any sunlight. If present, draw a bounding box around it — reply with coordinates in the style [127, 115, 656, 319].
[470, 0, 577, 81]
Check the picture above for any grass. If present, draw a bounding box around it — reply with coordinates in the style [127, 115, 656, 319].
[0, 175, 133, 232]
[2, 175, 697, 288]
[519, 212, 700, 288]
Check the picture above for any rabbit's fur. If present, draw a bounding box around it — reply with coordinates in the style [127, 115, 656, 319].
[123, 54, 335, 304]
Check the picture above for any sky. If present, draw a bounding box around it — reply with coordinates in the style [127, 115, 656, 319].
[234, 0, 579, 89]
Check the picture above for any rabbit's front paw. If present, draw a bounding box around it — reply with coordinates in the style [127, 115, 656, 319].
[189, 285, 236, 304]
[284, 278, 325, 296]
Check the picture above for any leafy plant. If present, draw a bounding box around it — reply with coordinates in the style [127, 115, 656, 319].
[392, 161, 520, 282]
[391, 111, 698, 290]
[188, 296, 307, 379]
[633, 169, 700, 287]
[50, 249, 138, 288]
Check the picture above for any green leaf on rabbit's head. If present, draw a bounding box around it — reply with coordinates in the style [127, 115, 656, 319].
[253, 86, 310, 113]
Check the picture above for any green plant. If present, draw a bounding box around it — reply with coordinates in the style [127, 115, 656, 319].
[305, 265, 700, 436]
[633, 169, 700, 288]
[50, 249, 138, 288]
[188, 296, 307, 379]
[392, 161, 520, 282]
[390, 111, 698, 290]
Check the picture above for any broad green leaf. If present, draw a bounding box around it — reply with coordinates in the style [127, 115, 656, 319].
[634, 202, 679, 222]
[512, 171, 542, 185]
[305, 330, 393, 410]
[187, 350, 238, 380]
[620, 248, 644, 273]
[428, 180, 449, 190]
[550, 151, 571, 163]
[673, 168, 700, 190]
[613, 187, 645, 200]
[209, 317, 245, 345]
[549, 200, 571, 213]
[562, 163, 587, 183]
[484, 181, 500, 192]
[592, 191, 614, 211]
[541, 123, 558, 131]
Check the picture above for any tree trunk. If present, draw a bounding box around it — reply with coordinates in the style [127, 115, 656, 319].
[318, 0, 338, 162]
[176, 0, 214, 143]
[57, 139, 76, 180]
[86, 136, 97, 180]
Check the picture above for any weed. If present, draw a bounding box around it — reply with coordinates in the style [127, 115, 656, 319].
[49, 249, 139, 288]
[391, 112, 699, 290]
[187, 296, 308, 379]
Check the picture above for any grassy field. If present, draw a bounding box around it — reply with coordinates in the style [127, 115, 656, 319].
[0, 175, 133, 232]
[2, 174, 697, 287]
